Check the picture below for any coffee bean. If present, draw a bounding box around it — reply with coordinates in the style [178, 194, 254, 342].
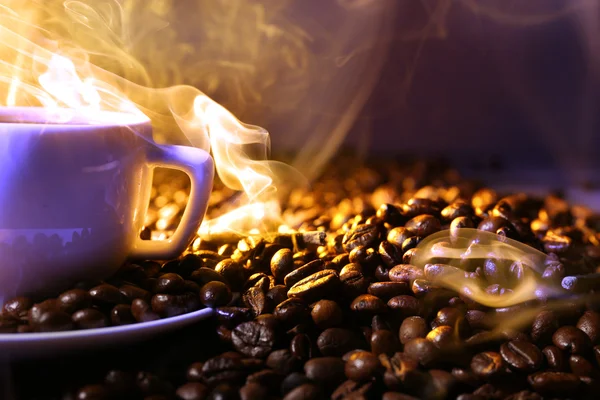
[200, 281, 232, 308]
[72, 308, 109, 330]
[541, 345, 565, 371]
[284, 260, 325, 288]
[331, 380, 376, 400]
[151, 293, 201, 318]
[281, 372, 312, 395]
[531, 310, 559, 345]
[104, 370, 136, 397]
[317, 328, 361, 357]
[89, 284, 127, 308]
[110, 304, 136, 326]
[404, 338, 440, 368]
[288, 269, 340, 303]
[0, 316, 18, 333]
[350, 294, 387, 316]
[270, 248, 294, 283]
[3, 296, 33, 318]
[339, 263, 369, 298]
[543, 232, 572, 254]
[290, 333, 316, 361]
[190, 267, 229, 286]
[311, 300, 343, 329]
[400, 316, 428, 344]
[576, 311, 600, 345]
[176, 382, 209, 400]
[569, 354, 596, 377]
[371, 329, 400, 356]
[387, 227, 416, 248]
[470, 352, 505, 379]
[215, 259, 247, 291]
[342, 224, 379, 252]
[349, 245, 381, 268]
[426, 326, 458, 348]
[387, 295, 422, 318]
[119, 285, 152, 303]
[232, 321, 275, 358]
[389, 265, 424, 284]
[562, 274, 600, 293]
[36, 310, 74, 332]
[405, 214, 441, 237]
[401, 236, 423, 253]
[344, 351, 383, 382]
[283, 383, 324, 400]
[499, 340, 542, 373]
[154, 273, 185, 294]
[76, 384, 111, 400]
[239, 383, 268, 400]
[266, 349, 300, 375]
[368, 282, 410, 300]
[242, 286, 269, 317]
[28, 299, 59, 325]
[274, 298, 310, 328]
[131, 299, 160, 323]
[304, 357, 346, 386]
[552, 326, 591, 354]
[527, 372, 580, 396]
[379, 241, 403, 267]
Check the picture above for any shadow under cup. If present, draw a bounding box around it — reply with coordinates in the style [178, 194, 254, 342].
[0, 107, 213, 300]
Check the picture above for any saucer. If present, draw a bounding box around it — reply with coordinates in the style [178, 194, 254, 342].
[0, 307, 214, 358]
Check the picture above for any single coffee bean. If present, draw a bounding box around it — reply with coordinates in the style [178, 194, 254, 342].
[387, 227, 416, 249]
[345, 351, 383, 382]
[242, 286, 269, 317]
[36, 310, 74, 332]
[400, 316, 428, 344]
[89, 284, 127, 308]
[543, 232, 572, 254]
[3, 296, 33, 318]
[350, 294, 387, 316]
[470, 351, 505, 379]
[72, 308, 109, 330]
[215, 307, 253, 328]
[405, 214, 441, 237]
[561, 274, 600, 293]
[387, 295, 422, 318]
[283, 383, 324, 400]
[231, 321, 275, 358]
[304, 357, 346, 386]
[281, 372, 312, 395]
[339, 263, 369, 298]
[552, 326, 591, 354]
[368, 281, 410, 300]
[371, 329, 400, 356]
[151, 293, 201, 318]
[404, 338, 440, 368]
[266, 349, 301, 375]
[131, 299, 160, 323]
[499, 340, 543, 373]
[290, 333, 315, 361]
[111, 304, 136, 326]
[317, 328, 361, 357]
[527, 372, 580, 396]
[311, 300, 343, 329]
[119, 285, 152, 303]
[349, 245, 381, 269]
[401, 236, 423, 253]
[331, 379, 376, 400]
[200, 281, 232, 308]
[176, 382, 209, 400]
[569, 354, 595, 377]
[542, 345, 566, 371]
[215, 259, 247, 291]
[389, 265, 424, 284]
[154, 273, 185, 294]
[243, 273, 270, 293]
[284, 260, 325, 288]
[190, 267, 228, 286]
[442, 201, 474, 221]
[75, 384, 111, 400]
[342, 224, 379, 252]
[477, 216, 509, 233]
[270, 248, 295, 283]
[576, 311, 600, 344]
[274, 298, 310, 328]
[287, 269, 340, 303]
[28, 299, 59, 325]
[186, 362, 204, 382]
[531, 310, 559, 345]
[426, 326, 458, 348]
[379, 241, 404, 267]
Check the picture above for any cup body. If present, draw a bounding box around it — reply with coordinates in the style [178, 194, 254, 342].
[0, 108, 159, 299]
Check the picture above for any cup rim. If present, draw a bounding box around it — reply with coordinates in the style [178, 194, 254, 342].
[0, 106, 150, 127]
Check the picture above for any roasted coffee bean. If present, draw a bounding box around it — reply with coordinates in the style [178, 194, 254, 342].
[379, 241, 403, 267]
[400, 316, 428, 344]
[389, 265, 424, 284]
[3, 296, 33, 318]
[404, 338, 440, 368]
[288, 269, 340, 303]
[215, 307, 253, 328]
[331, 380, 376, 400]
[239, 382, 268, 400]
[569, 354, 595, 377]
[242, 286, 269, 316]
[541, 263, 565, 284]
[562, 274, 600, 293]
[552, 326, 591, 354]
[28, 299, 59, 325]
[470, 351, 505, 379]
[350, 294, 387, 316]
[131, 299, 160, 323]
[274, 298, 310, 327]
[176, 382, 209, 400]
[281, 373, 312, 395]
[266, 285, 287, 305]
[543, 232, 572, 254]
[304, 357, 346, 386]
[531, 310, 559, 345]
[465, 311, 496, 331]
[154, 273, 185, 294]
[426, 326, 458, 348]
[200, 281, 232, 308]
[499, 340, 543, 373]
[442, 201, 474, 221]
[75, 384, 111, 400]
[339, 263, 369, 298]
[119, 285, 152, 303]
[151, 293, 201, 318]
[72, 308, 109, 330]
[190, 267, 228, 286]
[576, 311, 600, 344]
[405, 214, 441, 237]
[349, 246, 380, 268]
[342, 224, 379, 252]
[215, 259, 246, 291]
[450, 217, 475, 238]
[311, 299, 343, 329]
[283, 383, 324, 400]
[89, 284, 127, 308]
[111, 304, 136, 326]
[36, 310, 74, 332]
[377, 203, 404, 226]
[284, 260, 325, 288]
[244, 273, 270, 292]
[344, 351, 383, 382]
[387, 295, 422, 318]
[231, 321, 275, 358]
[140, 261, 161, 278]
[542, 345, 565, 371]
[246, 369, 283, 393]
[371, 329, 400, 355]
[368, 281, 410, 300]
[527, 372, 580, 396]
[401, 236, 423, 253]
[387, 227, 416, 248]
[290, 333, 315, 361]
[317, 328, 361, 357]
[266, 349, 301, 375]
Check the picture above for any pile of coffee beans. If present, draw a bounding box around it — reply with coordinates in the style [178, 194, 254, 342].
[9, 159, 600, 399]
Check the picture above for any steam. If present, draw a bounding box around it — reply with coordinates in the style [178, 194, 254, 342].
[0, 1, 306, 238]
[412, 228, 554, 308]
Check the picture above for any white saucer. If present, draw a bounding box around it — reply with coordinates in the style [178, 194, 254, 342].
[0, 308, 214, 358]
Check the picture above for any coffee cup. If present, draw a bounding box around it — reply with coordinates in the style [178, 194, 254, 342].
[0, 107, 214, 300]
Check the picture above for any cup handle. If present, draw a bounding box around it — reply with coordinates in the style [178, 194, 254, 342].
[129, 144, 214, 260]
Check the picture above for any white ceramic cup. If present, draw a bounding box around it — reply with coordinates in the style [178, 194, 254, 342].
[0, 107, 214, 300]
